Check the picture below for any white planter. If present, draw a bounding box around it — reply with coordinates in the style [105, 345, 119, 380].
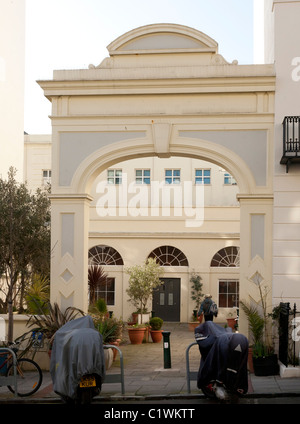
[104, 348, 114, 370]
[279, 361, 300, 378]
[137, 313, 150, 324]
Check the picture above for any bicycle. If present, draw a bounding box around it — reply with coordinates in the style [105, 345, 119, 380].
[0, 334, 43, 397]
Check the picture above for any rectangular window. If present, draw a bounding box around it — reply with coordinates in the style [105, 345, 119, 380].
[135, 169, 151, 184]
[218, 280, 239, 308]
[42, 169, 51, 185]
[96, 277, 115, 305]
[107, 169, 122, 185]
[195, 169, 211, 185]
[224, 172, 237, 185]
[165, 169, 180, 184]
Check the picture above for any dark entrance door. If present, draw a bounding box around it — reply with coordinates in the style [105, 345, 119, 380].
[152, 278, 181, 321]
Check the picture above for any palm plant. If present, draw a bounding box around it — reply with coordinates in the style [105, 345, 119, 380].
[240, 301, 264, 346]
[88, 265, 108, 304]
[25, 273, 50, 314]
[27, 302, 84, 345]
[96, 317, 124, 343]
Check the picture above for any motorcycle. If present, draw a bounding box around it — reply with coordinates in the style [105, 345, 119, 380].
[195, 321, 248, 400]
[50, 315, 106, 404]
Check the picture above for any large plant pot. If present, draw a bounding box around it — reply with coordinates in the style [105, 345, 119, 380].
[104, 348, 114, 370]
[127, 327, 146, 344]
[150, 330, 163, 343]
[253, 354, 279, 376]
[226, 318, 236, 331]
[110, 339, 121, 361]
[248, 347, 254, 373]
[188, 322, 198, 332]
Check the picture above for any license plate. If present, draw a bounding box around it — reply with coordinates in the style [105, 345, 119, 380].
[79, 375, 96, 388]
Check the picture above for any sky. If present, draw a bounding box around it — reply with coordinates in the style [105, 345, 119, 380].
[24, 0, 257, 134]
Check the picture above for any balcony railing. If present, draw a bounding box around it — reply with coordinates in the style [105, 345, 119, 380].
[281, 116, 300, 172]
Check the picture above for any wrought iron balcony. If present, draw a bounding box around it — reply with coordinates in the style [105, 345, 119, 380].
[281, 116, 300, 172]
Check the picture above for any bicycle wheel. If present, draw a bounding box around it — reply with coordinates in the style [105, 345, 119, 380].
[7, 358, 43, 397]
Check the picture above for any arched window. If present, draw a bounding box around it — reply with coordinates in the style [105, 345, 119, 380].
[88, 245, 124, 266]
[148, 246, 189, 266]
[210, 246, 240, 267]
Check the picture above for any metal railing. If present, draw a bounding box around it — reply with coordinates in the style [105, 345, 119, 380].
[185, 341, 198, 393]
[0, 348, 18, 397]
[283, 116, 300, 153]
[103, 344, 125, 395]
[281, 116, 300, 172]
[278, 302, 300, 367]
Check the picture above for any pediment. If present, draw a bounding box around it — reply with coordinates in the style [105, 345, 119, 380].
[107, 23, 218, 56]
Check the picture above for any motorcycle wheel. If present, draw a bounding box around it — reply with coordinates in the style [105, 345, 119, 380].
[200, 383, 216, 399]
[78, 388, 93, 405]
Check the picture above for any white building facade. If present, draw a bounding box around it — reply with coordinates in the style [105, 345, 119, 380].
[264, 0, 300, 312]
[36, 22, 276, 334]
[19, 1, 300, 331]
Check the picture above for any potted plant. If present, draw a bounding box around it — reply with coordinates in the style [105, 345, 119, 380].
[125, 258, 164, 325]
[188, 273, 203, 330]
[89, 298, 108, 319]
[240, 273, 279, 376]
[149, 317, 163, 342]
[188, 313, 199, 331]
[95, 316, 124, 362]
[127, 323, 147, 344]
[88, 265, 108, 305]
[27, 302, 85, 356]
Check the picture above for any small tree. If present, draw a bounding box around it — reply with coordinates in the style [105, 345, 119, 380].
[190, 273, 204, 311]
[126, 258, 164, 323]
[0, 167, 50, 342]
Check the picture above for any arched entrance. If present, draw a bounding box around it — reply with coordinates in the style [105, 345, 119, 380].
[148, 246, 188, 321]
[41, 23, 275, 334]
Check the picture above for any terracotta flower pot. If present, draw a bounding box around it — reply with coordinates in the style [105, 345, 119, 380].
[248, 347, 254, 373]
[226, 318, 236, 331]
[127, 327, 146, 344]
[110, 339, 121, 361]
[188, 322, 199, 331]
[150, 330, 163, 343]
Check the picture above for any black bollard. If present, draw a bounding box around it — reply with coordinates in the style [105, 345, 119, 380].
[162, 331, 171, 369]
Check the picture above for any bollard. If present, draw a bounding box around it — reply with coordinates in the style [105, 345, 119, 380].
[162, 331, 171, 369]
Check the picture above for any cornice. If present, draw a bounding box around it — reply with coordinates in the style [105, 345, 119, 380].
[89, 231, 240, 240]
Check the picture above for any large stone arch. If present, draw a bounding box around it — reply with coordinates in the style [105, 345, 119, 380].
[41, 23, 275, 332]
[71, 135, 256, 196]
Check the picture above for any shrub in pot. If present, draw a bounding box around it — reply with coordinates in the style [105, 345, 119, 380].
[149, 317, 163, 343]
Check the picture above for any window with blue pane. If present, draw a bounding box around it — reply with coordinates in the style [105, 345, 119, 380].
[195, 169, 211, 184]
[136, 169, 151, 184]
[224, 172, 237, 185]
[165, 169, 180, 184]
[107, 169, 122, 184]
